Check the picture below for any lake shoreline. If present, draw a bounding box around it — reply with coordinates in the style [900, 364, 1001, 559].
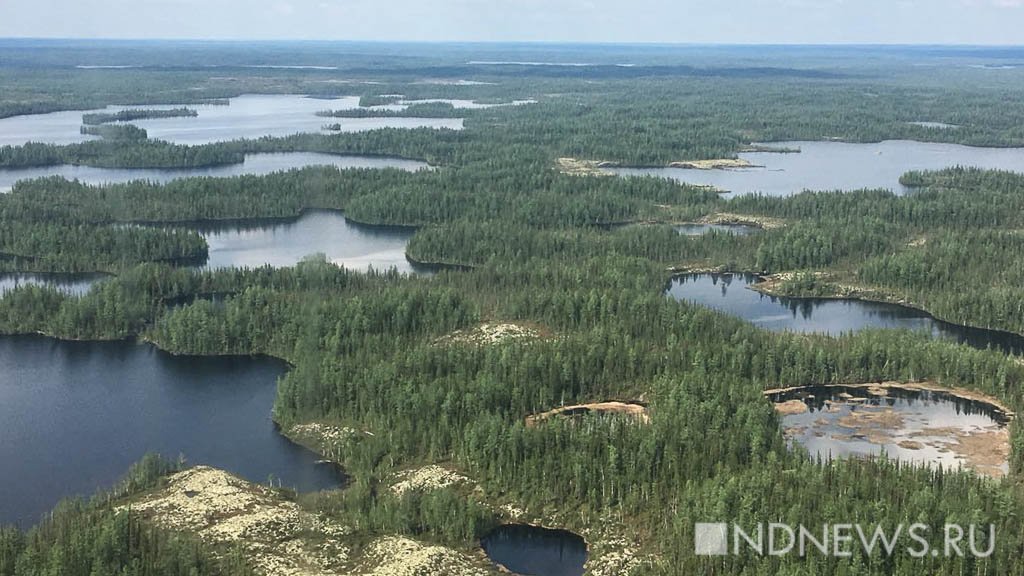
[763, 380, 1015, 421]
[667, 266, 1024, 347]
[749, 272, 1024, 345]
[766, 381, 1014, 477]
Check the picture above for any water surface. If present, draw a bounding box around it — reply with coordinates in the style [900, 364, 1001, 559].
[0, 273, 105, 296]
[182, 210, 418, 273]
[668, 273, 1024, 354]
[0, 94, 463, 148]
[771, 385, 1009, 475]
[0, 108, 103, 147]
[614, 140, 1024, 197]
[0, 336, 342, 527]
[482, 524, 587, 576]
[130, 95, 461, 144]
[0, 152, 428, 193]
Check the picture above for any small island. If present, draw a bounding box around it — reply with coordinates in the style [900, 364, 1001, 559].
[82, 107, 199, 125]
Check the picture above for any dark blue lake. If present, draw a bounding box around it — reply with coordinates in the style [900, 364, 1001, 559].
[0, 336, 342, 528]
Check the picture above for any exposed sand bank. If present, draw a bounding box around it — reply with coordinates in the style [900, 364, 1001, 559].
[555, 157, 614, 177]
[667, 158, 757, 170]
[526, 401, 649, 427]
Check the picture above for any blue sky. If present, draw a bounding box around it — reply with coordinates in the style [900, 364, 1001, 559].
[2, 0, 1023, 44]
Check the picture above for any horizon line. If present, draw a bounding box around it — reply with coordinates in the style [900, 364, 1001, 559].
[2, 37, 1024, 49]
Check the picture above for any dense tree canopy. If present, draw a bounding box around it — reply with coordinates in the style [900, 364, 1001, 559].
[3, 45, 1024, 576]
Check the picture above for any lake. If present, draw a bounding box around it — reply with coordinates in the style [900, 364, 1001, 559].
[181, 209, 419, 273]
[613, 140, 1024, 196]
[0, 94, 464, 148]
[482, 524, 587, 576]
[0, 272, 106, 296]
[769, 384, 1010, 476]
[0, 335, 343, 527]
[0, 212, 421, 299]
[0, 152, 429, 193]
[667, 273, 1024, 355]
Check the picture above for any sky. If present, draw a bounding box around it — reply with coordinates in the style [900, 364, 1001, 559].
[1, 0, 1023, 44]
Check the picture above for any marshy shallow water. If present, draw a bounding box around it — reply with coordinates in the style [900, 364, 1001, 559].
[769, 384, 1011, 476]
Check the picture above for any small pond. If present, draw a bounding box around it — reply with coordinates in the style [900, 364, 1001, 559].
[482, 524, 587, 576]
[769, 384, 1011, 476]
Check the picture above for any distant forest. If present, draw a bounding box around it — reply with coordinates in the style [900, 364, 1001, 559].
[2, 42, 1024, 576]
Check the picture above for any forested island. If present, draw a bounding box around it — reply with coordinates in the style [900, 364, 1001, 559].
[82, 107, 198, 125]
[319, 101, 463, 119]
[2, 41, 1024, 576]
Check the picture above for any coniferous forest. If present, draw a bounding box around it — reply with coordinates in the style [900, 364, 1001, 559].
[3, 41, 1024, 576]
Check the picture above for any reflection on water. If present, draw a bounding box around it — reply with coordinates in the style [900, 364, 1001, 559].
[667, 273, 1024, 355]
[770, 385, 1010, 475]
[675, 223, 760, 236]
[614, 140, 1024, 197]
[175, 210, 419, 273]
[482, 524, 587, 576]
[0, 273, 106, 296]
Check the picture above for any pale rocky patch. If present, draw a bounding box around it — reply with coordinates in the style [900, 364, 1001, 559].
[391, 465, 471, 496]
[287, 422, 371, 463]
[500, 503, 526, 520]
[289, 423, 364, 445]
[555, 157, 613, 177]
[126, 467, 351, 576]
[588, 548, 647, 576]
[698, 212, 785, 230]
[440, 322, 541, 346]
[581, 520, 652, 576]
[361, 536, 491, 576]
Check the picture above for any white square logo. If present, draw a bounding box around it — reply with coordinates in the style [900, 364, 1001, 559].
[694, 523, 729, 556]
